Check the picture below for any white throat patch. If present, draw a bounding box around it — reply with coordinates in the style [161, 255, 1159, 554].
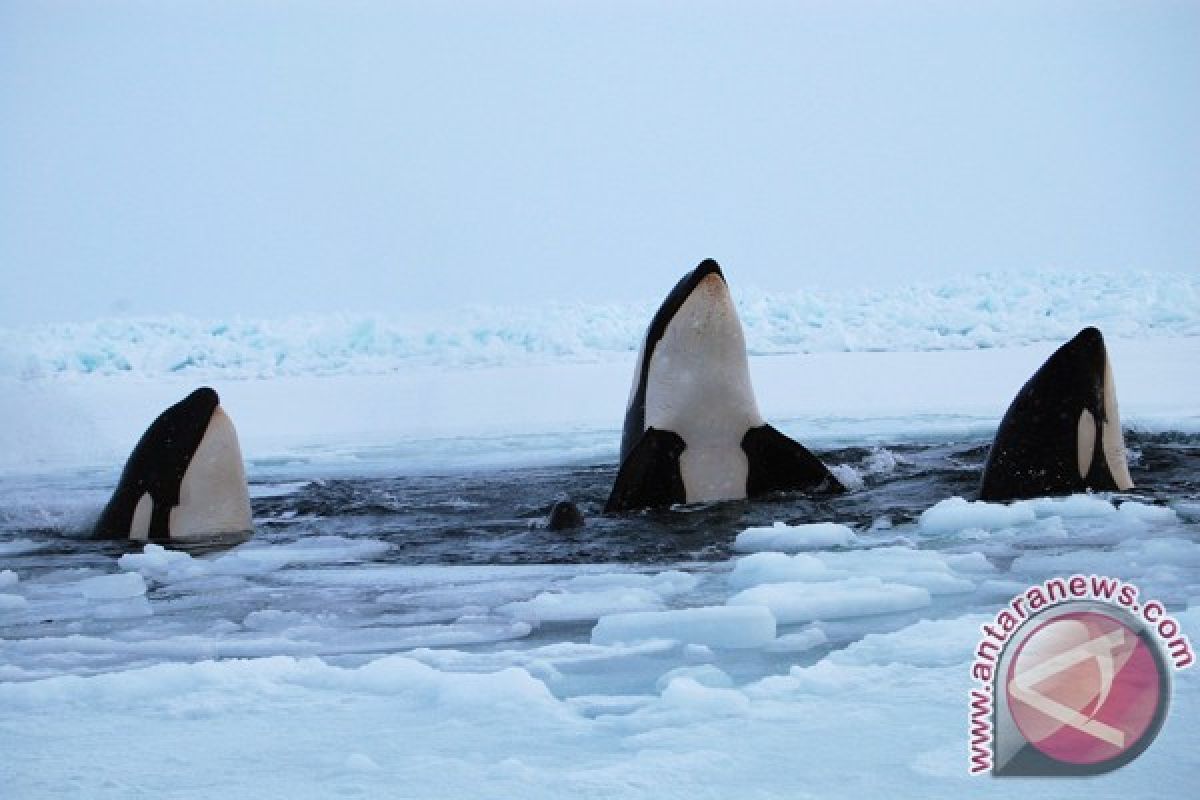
[169, 406, 252, 539]
[643, 274, 764, 503]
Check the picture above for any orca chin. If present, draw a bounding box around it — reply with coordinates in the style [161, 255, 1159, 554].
[606, 259, 842, 512]
[980, 326, 1134, 502]
[94, 387, 254, 541]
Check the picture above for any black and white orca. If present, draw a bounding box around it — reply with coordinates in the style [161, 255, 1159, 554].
[605, 259, 843, 512]
[94, 387, 253, 541]
[980, 326, 1134, 502]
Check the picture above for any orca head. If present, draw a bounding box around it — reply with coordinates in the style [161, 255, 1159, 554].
[621, 259, 763, 462]
[162, 395, 252, 542]
[607, 260, 840, 511]
[1036, 326, 1130, 489]
[97, 387, 252, 541]
[980, 326, 1132, 501]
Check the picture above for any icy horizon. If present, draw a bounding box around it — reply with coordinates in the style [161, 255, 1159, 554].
[4, 269, 1197, 381]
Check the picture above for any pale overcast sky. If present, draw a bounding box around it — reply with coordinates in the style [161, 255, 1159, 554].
[2, 1, 1197, 325]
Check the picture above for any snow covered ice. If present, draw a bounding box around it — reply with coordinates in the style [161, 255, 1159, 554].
[2, 272, 1199, 798]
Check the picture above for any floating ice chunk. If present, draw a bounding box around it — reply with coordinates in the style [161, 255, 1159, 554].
[827, 614, 989, 667]
[119, 544, 208, 582]
[943, 552, 995, 574]
[1117, 501, 1178, 525]
[77, 572, 147, 600]
[764, 626, 828, 653]
[498, 588, 665, 622]
[655, 665, 734, 692]
[733, 522, 857, 553]
[730, 547, 976, 596]
[1011, 550, 1124, 578]
[815, 547, 977, 595]
[591, 606, 776, 649]
[727, 577, 930, 623]
[1028, 495, 1116, 518]
[918, 496, 1036, 534]
[93, 597, 153, 619]
[658, 677, 750, 716]
[816, 546, 952, 573]
[215, 536, 390, 574]
[562, 570, 700, 598]
[893, 571, 976, 595]
[1009, 534, 1200, 581]
[566, 694, 655, 718]
[0, 593, 28, 611]
[728, 552, 833, 588]
[0, 569, 17, 588]
[978, 578, 1030, 598]
[1125, 537, 1200, 567]
[0, 539, 46, 556]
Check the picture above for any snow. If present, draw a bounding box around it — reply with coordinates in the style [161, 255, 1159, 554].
[733, 521, 858, 552]
[3, 270, 1197, 380]
[4, 609, 1195, 798]
[2, 332, 1197, 477]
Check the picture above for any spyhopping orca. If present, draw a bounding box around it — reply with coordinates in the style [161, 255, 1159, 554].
[94, 387, 253, 541]
[605, 259, 843, 512]
[980, 327, 1134, 502]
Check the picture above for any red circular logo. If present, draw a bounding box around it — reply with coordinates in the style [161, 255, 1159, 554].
[1006, 610, 1164, 766]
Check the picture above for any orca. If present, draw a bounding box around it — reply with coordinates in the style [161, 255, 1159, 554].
[980, 326, 1134, 502]
[94, 387, 253, 541]
[546, 500, 585, 531]
[605, 259, 842, 512]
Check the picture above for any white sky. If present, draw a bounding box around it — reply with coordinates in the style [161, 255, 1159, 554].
[2, 0, 1197, 325]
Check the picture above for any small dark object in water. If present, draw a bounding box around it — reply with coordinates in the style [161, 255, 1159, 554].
[546, 501, 585, 531]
